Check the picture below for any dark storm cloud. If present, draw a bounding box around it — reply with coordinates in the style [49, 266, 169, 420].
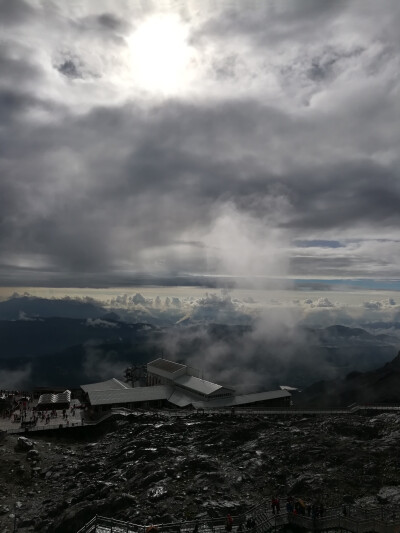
[0, 1, 399, 284]
[97, 13, 127, 31]
[0, 89, 36, 122]
[71, 11, 132, 43]
[282, 161, 400, 230]
[294, 240, 344, 248]
[0, 45, 42, 86]
[0, 0, 36, 27]
[193, 0, 399, 48]
[57, 60, 82, 79]
[191, 0, 349, 54]
[0, 96, 399, 281]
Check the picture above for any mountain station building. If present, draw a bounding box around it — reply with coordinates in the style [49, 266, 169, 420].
[81, 358, 291, 413]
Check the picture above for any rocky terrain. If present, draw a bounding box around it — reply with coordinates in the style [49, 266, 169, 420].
[1, 411, 400, 532]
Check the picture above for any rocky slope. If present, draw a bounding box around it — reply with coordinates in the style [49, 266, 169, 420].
[1, 411, 400, 532]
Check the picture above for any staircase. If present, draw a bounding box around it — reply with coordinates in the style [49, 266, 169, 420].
[76, 499, 272, 533]
[77, 501, 400, 533]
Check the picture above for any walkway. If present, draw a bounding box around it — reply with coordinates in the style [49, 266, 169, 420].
[2, 402, 399, 437]
[76, 500, 400, 533]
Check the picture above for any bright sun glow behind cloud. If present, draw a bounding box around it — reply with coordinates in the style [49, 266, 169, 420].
[127, 14, 195, 95]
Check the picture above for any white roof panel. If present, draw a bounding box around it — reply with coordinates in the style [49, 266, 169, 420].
[174, 375, 224, 395]
[192, 389, 291, 409]
[147, 359, 186, 374]
[81, 378, 130, 393]
[38, 390, 71, 406]
[168, 389, 199, 407]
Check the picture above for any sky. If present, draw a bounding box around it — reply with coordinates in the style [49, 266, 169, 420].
[1, 0, 400, 290]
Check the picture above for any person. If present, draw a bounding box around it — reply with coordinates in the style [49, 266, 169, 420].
[226, 514, 233, 532]
[271, 497, 280, 514]
[286, 501, 294, 513]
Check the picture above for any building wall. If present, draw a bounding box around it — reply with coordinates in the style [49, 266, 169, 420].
[209, 387, 235, 398]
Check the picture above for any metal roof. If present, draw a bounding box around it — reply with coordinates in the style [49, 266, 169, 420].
[192, 389, 291, 409]
[81, 378, 130, 393]
[87, 385, 173, 406]
[147, 358, 186, 374]
[38, 390, 71, 406]
[174, 374, 226, 396]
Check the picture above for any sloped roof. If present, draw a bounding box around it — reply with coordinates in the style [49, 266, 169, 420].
[81, 378, 130, 393]
[87, 385, 173, 406]
[168, 389, 199, 407]
[147, 359, 186, 374]
[192, 389, 291, 409]
[174, 374, 230, 396]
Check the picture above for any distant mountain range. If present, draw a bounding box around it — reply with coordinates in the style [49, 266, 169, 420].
[0, 296, 399, 392]
[0, 296, 107, 320]
[0, 295, 183, 326]
[0, 317, 158, 359]
[297, 350, 400, 407]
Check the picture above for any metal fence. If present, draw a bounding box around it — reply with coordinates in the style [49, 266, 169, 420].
[76, 501, 400, 533]
[77, 497, 270, 533]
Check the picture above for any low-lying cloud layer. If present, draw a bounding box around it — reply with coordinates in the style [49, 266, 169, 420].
[0, 1, 399, 286]
[1, 291, 399, 390]
[7, 290, 400, 329]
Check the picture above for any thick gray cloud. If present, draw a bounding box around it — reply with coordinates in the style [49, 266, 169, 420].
[0, 0, 399, 286]
[0, 0, 36, 27]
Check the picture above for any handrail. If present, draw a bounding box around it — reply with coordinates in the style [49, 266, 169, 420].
[76, 500, 400, 533]
[5, 402, 400, 436]
[6, 421, 83, 435]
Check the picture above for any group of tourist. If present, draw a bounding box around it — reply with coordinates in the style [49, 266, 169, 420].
[0, 389, 31, 400]
[223, 496, 326, 532]
[0, 392, 33, 421]
[271, 496, 325, 518]
[0, 390, 80, 427]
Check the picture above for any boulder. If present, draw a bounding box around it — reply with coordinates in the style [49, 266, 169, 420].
[377, 486, 400, 505]
[27, 449, 40, 461]
[16, 436, 34, 451]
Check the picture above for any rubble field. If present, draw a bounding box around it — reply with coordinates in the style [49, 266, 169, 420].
[1, 411, 400, 532]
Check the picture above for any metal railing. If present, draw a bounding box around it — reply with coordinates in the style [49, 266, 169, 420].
[76, 501, 400, 533]
[5, 420, 84, 435]
[76, 515, 143, 533]
[4, 403, 400, 436]
[77, 498, 271, 533]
